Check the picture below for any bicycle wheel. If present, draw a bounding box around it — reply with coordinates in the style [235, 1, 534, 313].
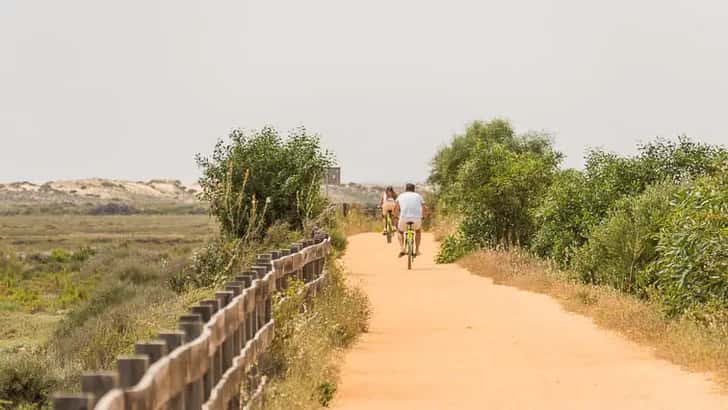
[406, 236, 413, 270]
[386, 229, 392, 243]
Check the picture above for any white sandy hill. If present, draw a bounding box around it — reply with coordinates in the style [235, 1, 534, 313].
[0, 178, 200, 203]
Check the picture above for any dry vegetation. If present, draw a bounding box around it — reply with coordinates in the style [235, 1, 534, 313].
[0, 214, 217, 409]
[459, 250, 728, 389]
[262, 254, 370, 409]
[337, 208, 381, 237]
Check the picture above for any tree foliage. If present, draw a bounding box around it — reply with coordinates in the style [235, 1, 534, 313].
[571, 182, 680, 295]
[532, 138, 727, 264]
[431, 119, 728, 317]
[197, 126, 334, 238]
[431, 119, 561, 251]
[648, 169, 728, 316]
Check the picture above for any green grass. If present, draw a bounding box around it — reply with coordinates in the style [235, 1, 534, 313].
[0, 214, 215, 252]
[0, 214, 217, 409]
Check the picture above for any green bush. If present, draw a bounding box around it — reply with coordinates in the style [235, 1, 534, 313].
[328, 228, 347, 253]
[435, 232, 473, 264]
[430, 119, 561, 252]
[530, 137, 726, 270]
[170, 238, 241, 292]
[197, 126, 334, 238]
[0, 353, 58, 409]
[572, 182, 679, 295]
[648, 170, 728, 316]
[531, 169, 591, 266]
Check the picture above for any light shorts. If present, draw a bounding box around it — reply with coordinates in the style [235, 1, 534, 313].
[382, 199, 396, 216]
[397, 217, 422, 232]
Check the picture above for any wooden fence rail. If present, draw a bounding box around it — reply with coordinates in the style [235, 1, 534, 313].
[53, 232, 331, 410]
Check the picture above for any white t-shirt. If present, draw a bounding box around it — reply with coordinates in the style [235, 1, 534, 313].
[396, 191, 424, 219]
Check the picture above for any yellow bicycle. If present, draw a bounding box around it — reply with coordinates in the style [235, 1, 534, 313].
[404, 221, 415, 270]
[384, 211, 394, 244]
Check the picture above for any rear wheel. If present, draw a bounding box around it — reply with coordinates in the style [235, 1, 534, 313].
[406, 236, 413, 270]
[386, 229, 392, 243]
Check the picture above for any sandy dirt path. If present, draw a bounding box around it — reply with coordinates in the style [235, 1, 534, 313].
[332, 233, 728, 410]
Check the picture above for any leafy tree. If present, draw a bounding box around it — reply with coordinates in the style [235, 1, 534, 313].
[196, 126, 334, 238]
[531, 169, 591, 266]
[532, 137, 726, 267]
[431, 119, 561, 252]
[429, 120, 514, 209]
[455, 139, 560, 247]
[648, 167, 728, 316]
[571, 182, 680, 294]
[636, 136, 727, 184]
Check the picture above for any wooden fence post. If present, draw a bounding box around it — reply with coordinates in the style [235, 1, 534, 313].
[158, 331, 186, 410]
[179, 316, 204, 410]
[135, 340, 168, 365]
[190, 304, 213, 322]
[80, 371, 118, 404]
[225, 282, 244, 355]
[117, 355, 149, 388]
[290, 244, 302, 282]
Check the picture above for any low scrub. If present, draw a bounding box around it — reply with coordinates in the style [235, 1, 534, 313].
[0, 353, 59, 410]
[263, 253, 370, 409]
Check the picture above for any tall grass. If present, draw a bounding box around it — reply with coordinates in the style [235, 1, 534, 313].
[262, 250, 370, 409]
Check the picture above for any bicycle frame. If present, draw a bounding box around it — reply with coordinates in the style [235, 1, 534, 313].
[384, 211, 394, 243]
[405, 222, 415, 269]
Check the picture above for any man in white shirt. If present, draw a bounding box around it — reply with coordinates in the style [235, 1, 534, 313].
[394, 183, 428, 257]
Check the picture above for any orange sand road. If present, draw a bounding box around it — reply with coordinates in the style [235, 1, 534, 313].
[332, 233, 728, 410]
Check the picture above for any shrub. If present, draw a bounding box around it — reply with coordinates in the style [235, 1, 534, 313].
[648, 170, 728, 316]
[531, 169, 591, 266]
[572, 182, 680, 295]
[435, 232, 473, 264]
[431, 119, 562, 251]
[197, 127, 334, 238]
[0, 352, 58, 409]
[529, 137, 726, 269]
[170, 238, 241, 292]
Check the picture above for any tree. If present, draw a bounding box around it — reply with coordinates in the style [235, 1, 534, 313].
[196, 126, 334, 238]
[431, 119, 562, 250]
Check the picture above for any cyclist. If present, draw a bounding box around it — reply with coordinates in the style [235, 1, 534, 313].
[393, 183, 427, 257]
[380, 186, 397, 235]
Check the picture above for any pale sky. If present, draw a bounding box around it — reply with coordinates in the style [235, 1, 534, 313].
[1, 0, 727, 184]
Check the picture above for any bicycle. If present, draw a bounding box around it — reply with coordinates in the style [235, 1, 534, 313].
[404, 221, 416, 270]
[384, 211, 394, 243]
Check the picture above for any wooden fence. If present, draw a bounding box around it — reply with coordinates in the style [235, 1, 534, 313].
[53, 233, 331, 410]
[340, 203, 378, 218]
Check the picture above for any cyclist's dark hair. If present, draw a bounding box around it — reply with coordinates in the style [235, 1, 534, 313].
[405, 183, 415, 192]
[385, 186, 394, 193]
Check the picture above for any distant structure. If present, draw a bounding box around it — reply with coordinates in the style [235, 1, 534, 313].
[324, 167, 341, 186]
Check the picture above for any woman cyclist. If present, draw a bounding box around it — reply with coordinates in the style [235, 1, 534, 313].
[380, 186, 398, 235]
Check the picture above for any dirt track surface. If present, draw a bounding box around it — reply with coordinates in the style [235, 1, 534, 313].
[332, 233, 728, 410]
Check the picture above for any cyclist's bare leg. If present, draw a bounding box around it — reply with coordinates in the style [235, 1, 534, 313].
[415, 229, 422, 254]
[397, 230, 405, 254]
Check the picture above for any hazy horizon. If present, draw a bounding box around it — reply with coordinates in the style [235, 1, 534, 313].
[2, 0, 727, 185]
